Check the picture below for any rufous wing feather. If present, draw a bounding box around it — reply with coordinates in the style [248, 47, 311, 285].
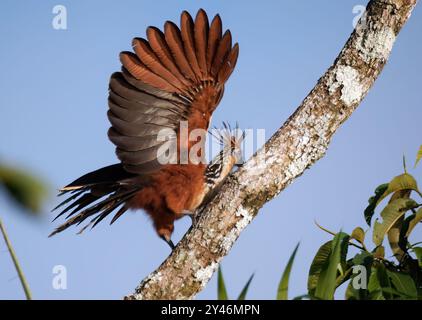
[164, 21, 197, 82]
[132, 37, 186, 92]
[218, 43, 239, 84]
[194, 9, 209, 78]
[180, 11, 202, 80]
[146, 27, 193, 88]
[207, 14, 222, 74]
[211, 30, 232, 78]
[119, 51, 180, 93]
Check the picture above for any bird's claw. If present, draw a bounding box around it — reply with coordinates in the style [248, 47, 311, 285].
[160, 235, 176, 251]
[190, 214, 199, 228]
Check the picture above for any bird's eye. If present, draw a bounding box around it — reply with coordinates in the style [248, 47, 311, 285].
[202, 112, 206, 118]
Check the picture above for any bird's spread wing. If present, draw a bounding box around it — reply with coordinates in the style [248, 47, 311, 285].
[108, 9, 239, 174]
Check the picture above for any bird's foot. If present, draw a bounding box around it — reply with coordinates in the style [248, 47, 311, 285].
[190, 211, 204, 228]
[160, 235, 176, 251]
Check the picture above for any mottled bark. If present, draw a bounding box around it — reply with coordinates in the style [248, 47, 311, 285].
[125, 0, 418, 300]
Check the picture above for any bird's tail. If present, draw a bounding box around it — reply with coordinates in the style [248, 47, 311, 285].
[49, 164, 143, 237]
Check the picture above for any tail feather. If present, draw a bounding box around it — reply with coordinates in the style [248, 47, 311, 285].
[62, 164, 135, 191]
[110, 206, 129, 225]
[53, 193, 100, 222]
[91, 191, 137, 228]
[50, 164, 142, 237]
[49, 188, 138, 237]
[52, 189, 84, 212]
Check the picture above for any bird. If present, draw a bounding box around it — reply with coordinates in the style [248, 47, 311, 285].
[50, 9, 240, 249]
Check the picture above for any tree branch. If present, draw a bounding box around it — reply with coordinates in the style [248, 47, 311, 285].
[125, 0, 418, 300]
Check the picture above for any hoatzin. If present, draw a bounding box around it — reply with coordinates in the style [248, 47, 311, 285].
[50, 9, 241, 249]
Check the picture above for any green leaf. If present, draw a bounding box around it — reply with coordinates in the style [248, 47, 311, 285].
[373, 198, 419, 246]
[292, 294, 310, 300]
[378, 173, 420, 206]
[350, 227, 365, 245]
[376, 263, 393, 299]
[398, 213, 414, 253]
[405, 207, 422, 237]
[373, 246, 385, 259]
[0, 164, 48, 214]
[381, 287, 411, 298]
[353, 251, 374, 266]
[314, 232, 350, 300]
[365, 184, 389, 226]
[373, 264, 417, 300]
[237, 274, 254, 300]
[277, 243, 299, 300]
[386, 270, 418, 300]
[336, 266, 352, 288]
[217, 266, 228, 300]
[367, 267, 385, 300]
[385, 190, 412, 261]
[412, 247, 422, 267]
[345, 282, 358, 300]
[365, 174, 420, 227]
[415, 145, 422, 168]
[308, 241, 332, 295]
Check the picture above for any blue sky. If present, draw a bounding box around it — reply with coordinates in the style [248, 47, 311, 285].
[0, 0, 421, 299]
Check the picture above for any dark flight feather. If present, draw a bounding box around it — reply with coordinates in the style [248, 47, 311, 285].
[108, 128, 168, 152]
[110, 73, 184, 110]
[108, 94, 182, 120]
[108, 111, 172, 137]
[108, 102, 178, 126]
[120, 69, 186, 104]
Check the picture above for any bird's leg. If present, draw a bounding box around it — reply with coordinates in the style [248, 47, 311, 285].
[190, 214, 199, 228]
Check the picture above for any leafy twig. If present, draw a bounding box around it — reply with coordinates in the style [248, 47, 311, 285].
[314, 220, 366, 251]
[0, 217, 32, 300]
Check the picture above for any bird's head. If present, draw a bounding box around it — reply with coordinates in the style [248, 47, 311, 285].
[216, 122, 245, 165]
[205, 123, 245, 188]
